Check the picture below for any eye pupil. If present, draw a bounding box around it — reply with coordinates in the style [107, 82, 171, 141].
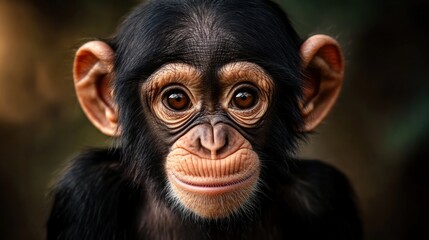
[234, 90, 256, 109]
[166, 90, 190, 111]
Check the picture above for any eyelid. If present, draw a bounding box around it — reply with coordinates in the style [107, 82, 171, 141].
[222, 80, 270, 128]
[161, 85, 194, 110]
[229, 83, 260, 108]
[143, 63, 201, 102]
[151, 84, 199, 130]
[232, 82, 259, 91]
[163, 91, 190, 111]
[160, 84, 193, 100]
[217, 62, 274, 92]
[230, 82, 260, 96]
[161, 84, 188, 96]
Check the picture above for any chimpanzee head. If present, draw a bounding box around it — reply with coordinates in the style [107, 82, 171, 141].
[73, 0, 344, 219]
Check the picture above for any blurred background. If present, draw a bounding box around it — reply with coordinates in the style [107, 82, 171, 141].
[0, 0, 427, 239]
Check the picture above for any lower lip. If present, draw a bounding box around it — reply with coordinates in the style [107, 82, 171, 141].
[170, 172, 257, 195]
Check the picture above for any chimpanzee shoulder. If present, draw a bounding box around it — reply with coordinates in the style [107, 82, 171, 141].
[47, 148, 142, 240]
[273, 160, 363, 240]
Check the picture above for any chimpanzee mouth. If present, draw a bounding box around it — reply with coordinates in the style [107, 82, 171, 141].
[170, 171, 258, 195]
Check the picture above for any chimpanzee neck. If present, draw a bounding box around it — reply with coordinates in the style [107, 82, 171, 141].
[136, 179, 286, 240]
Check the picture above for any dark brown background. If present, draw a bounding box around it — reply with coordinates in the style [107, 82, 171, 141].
[0, 0, 428, 239]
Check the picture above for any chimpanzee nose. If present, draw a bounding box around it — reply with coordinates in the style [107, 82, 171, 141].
[199, 124, 229, 158]
[183, 123, 242, 159]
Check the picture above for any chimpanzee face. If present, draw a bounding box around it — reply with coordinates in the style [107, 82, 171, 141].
[72, 0, 344, 219]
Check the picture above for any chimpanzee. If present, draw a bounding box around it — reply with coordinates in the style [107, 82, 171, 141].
[47, 0, 362, 239]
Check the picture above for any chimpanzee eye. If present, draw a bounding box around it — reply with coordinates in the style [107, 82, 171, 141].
[163, 89, 191, 111]
[232, 88, 258, 109]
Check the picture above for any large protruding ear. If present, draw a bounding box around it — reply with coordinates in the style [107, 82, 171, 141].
[300, 35, 344, 132]
[73, 41, 120, 136]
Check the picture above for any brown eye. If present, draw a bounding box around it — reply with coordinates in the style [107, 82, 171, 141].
[164, 89, 190, 111]
[232, 88, 257, 109]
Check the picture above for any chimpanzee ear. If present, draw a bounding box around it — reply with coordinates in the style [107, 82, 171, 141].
[299, 35, 344, 132]
[73, 41, 120, 137]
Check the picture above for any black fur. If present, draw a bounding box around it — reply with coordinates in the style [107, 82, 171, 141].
[48, 0, 362, 239]
[48, 149, 361, 239]
[47, 149, 141, 239]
